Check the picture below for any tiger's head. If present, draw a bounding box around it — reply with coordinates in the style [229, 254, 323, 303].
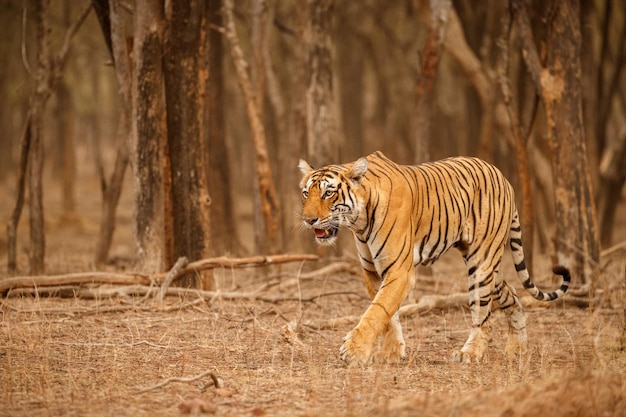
[298, 157, 369, 245]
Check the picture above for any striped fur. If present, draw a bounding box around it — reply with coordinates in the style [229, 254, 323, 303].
[299, 151, 570, 365]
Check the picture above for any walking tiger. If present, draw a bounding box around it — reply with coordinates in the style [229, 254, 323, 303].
[298, 151, 570, 365]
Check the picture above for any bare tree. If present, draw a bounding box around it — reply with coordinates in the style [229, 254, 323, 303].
[304, 0, 340, 167]
[163, 0, 214, 289]
[131, 0, 169, 273]
[223, 0, 282, 254]
[6, 0, 90, 274]
[511, 0, 599, 284]
[414, 0, 451, 163]
[91, 0, 130, 266]
[206, 0, 238, 255]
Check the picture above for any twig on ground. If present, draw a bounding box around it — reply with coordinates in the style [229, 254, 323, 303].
[602, 240, 626, 258]
[259, 290, 364, 304]
[135, 370, 220, 394]
[156, 256, 189, 301]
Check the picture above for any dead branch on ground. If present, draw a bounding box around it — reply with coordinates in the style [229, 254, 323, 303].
[1, 253, 318, 297]
[135, 370, 220, 394]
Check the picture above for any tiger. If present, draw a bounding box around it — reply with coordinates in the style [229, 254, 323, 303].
[298, 151, 570, 365]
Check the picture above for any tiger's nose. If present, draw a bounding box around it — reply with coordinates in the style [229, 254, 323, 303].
[304, 217, 318, 225]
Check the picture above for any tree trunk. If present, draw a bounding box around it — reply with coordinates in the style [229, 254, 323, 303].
[206, 0, 238, 255]
[304, 0, 340, 167]
[415, 0, 451, 164]
[541, 0, 599, 283]
[92, 0, 131, 266]
[500, 2, 534, 275]
[223, 0, 282, 254]
[132, 0, 168, 274]
[281, 3, 310, 253]
[28, 0, 51, 275]
[511, 0, 600, 284]
[56, 80, 77, 222]
[163, 0, 213, 289]
[597, 128, 626, 247]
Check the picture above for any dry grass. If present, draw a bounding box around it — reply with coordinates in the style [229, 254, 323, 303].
[1, 257, 625, 417]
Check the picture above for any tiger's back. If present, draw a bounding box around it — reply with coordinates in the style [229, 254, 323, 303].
[361, 154, 516, 268]
[299, 151, 570, 365]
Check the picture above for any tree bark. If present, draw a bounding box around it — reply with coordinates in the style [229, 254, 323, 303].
[27, 0, 50, 275]
[163, 0, 214, 289]
[512, 0, 599, 284]
[131, 0, 168, 273]
[304, 0, 340, 167]
[415, 0, 451, 164]
[56, 80, 77, 221]
[597, 128, 626, 247]
[206, 0, 238, 255]
[499, 2, 534, 275]
[223, 0, 282, 254]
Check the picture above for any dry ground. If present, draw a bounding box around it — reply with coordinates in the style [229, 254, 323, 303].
[1, 255, 625, 417]
[1, 164, 626, 416]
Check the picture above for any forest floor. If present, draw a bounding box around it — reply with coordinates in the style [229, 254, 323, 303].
[1, 167, 626, 417]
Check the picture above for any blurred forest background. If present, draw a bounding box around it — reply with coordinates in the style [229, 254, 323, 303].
[0, 0, 625, 289]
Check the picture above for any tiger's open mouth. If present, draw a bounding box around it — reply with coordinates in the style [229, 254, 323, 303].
[313, 226, 338, 240]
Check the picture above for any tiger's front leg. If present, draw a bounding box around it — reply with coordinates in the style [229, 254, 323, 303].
[340, 267, 411, 366]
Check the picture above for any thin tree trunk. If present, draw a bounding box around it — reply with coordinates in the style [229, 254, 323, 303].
[597, 128, 626, 247]
[304, 0, 340, 167]
[223, 0, 282, 254]
[7, 115, 32, 273]
[28, 0, 51, 275]
[206, 0, 238, 255]
[499, 3, 534, 275]
[415, 0, 451, 164]
[92, 0, 131, 266]
[6, 1, 91, 274]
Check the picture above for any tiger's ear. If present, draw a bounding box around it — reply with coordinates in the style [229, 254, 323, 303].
[349, 157, 368, 182]
[298, 159, 314, 176]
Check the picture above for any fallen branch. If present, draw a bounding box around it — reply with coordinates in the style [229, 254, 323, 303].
[135, 370, 219, 394]
[1, 253, 318, 296]
[1, 272, 151, 294]
[153, 254, 319, 283]
[6, 283, 272, 301]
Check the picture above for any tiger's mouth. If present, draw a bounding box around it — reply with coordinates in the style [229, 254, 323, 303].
[313, 226, 338, 241]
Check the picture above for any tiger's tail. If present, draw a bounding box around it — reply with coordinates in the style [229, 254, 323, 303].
[509, 210, 571, 301]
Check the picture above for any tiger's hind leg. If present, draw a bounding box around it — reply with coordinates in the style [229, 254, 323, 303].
[493, 279, 528, 359]
[451, 260, 498, 363]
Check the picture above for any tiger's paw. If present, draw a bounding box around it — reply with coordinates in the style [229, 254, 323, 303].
[504, 332, 528, 359]
[339, 329, 373, 366]
[451, 348, 483, 364]
[380, 334, 406, 363]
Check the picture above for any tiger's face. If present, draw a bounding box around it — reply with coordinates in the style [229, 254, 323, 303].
[298, 157, 368, 245]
